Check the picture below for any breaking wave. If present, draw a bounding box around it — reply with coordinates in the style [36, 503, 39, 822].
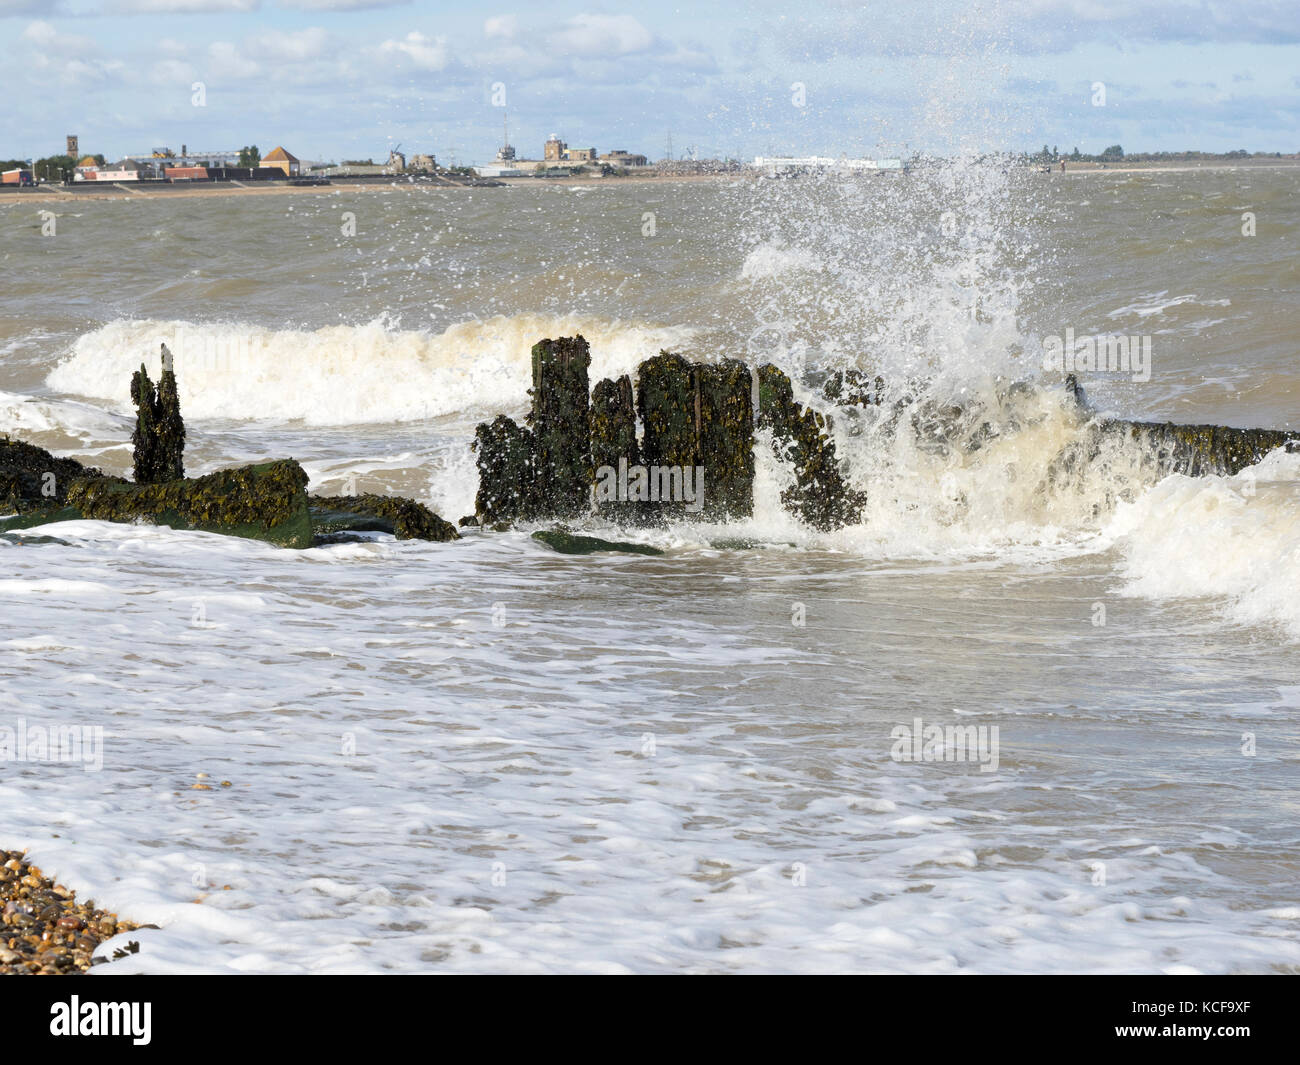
[47, 314, 697, 426]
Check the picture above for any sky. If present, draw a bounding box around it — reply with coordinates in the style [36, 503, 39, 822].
[3, 0, 1299, 165]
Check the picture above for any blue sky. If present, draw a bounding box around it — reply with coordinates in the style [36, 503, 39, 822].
[3, 0, 1299, 164]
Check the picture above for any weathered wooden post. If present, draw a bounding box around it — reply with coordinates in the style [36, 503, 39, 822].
[822, 368, 884, 407]
[528, 336, 591, 519]
[130, 344, 185, 484]
[696, 358, 755, 521]
[130, 363, 160, 484]
[634, 352, 697, 523]
[473, 415, 534, 526]
[590, 374, 639, 520]
[757, 363, 866, 530]
[156, 343, 185, 482]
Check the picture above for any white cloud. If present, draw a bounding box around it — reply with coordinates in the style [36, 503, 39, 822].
[548, 14, 654, 58]
[279, 0, 410, 10]
[147, 57, 197, 85]
[112, 0, 261, 12]
[484, 14, 518, 41]
[246, 27, 333, 62]
[207, 40, 260, 78]
[23, 20, 97, 57]
[377, 30, 450, 71]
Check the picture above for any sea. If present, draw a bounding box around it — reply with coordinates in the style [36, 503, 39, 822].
[2, 164, 1299, 973]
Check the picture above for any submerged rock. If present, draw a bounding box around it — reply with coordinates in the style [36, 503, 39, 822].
[531, 529, 664, 556]
[309, 493, 459, 542]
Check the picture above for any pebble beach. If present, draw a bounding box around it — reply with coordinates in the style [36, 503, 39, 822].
[0, 851, 143, 975]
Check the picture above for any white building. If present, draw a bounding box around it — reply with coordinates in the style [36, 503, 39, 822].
[752, 156, 904, 173]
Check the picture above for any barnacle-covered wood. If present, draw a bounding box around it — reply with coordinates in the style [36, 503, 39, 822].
[64, 459, 314, 547]
[130, 348, 186, 484]
[590, 374, 640, 521]
[528, 336, 592, 520]
[1096, 419, 1295, 477]
[634, 352, 698, 523]
[696, 357, 755, 521]
[822, 368, 885, 408]
[757, 363, 866, 531]
[473, 414, 535, 525]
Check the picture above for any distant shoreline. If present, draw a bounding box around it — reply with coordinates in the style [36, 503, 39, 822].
[0, 171, 746, 204]
[3, 160, 1298, 205]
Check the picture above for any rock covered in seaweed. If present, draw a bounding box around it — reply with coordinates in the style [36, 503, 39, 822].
[309, 493, 459, 542]
[531, 529, 664, 556]
[0, 436, 112, 512]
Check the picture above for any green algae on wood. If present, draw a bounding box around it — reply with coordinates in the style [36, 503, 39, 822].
[633, 352, 755, 522]
[65, 459, 314, 548]
[0, 506, 85, 535]
[757, 363, 866, 531]
[154, 355, 186, 483]
[531, 529, 664, 556]
[474, 414, 535, 525]
[822, 368, 885, 408]
[1097, 419, 1295, 477]
[636, 352, 697, 470]
[130, 345, 185, 484]
[590, 374, 640, 521]
[528, 336, 592, 520]
[696, 358, 755, 521]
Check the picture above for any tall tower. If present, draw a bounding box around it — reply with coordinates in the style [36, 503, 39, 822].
[497, 111, 516, 161]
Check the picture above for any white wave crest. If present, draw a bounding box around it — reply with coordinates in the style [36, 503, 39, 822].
[46, 315, 696, 426]
[1106, 448, 1300, 637]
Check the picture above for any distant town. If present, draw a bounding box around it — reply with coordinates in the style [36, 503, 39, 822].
[3, 131, 1297, 191]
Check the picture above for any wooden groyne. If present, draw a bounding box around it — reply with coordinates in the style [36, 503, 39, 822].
[473, 336, 1297, 532]
[1, 346, 458, 547]
[3, 336, 1295, 547]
